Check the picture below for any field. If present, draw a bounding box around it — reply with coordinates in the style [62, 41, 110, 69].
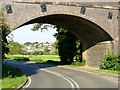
[5, 55, 60, 63]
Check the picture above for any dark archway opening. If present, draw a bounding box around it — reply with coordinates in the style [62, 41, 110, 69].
[18, 14, 113, 52]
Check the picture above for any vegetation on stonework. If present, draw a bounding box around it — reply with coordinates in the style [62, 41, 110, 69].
[1, 8, 26, 89]
[100, 53, 120, 71]
[0, 8, 10, 59]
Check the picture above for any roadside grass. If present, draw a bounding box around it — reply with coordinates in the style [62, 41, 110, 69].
[95, 69, 120, 75]
[70, 60, 86, 66]
[2, 75, 26, 89]
[2, 64, 27, 89]
[0, 79, 2, 90]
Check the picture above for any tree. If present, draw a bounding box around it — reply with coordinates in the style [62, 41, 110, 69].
[54, 27, 77, 64]
[7, 41, 22, 55]
[0, 8, 10, 59]
[32, 23, 82, 64]
[75, 39, 83, 62]
[44, 46, 50, 55]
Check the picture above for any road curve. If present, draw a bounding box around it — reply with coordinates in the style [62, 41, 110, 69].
[4, 60, 79, 89]
[4, 60, 118, 89]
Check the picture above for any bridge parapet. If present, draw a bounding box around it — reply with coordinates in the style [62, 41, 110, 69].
[2, 0, 119, 10]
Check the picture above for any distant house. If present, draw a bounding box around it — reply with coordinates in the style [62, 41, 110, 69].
[48, 46, 54, 51]
[23, 42, 55, 53]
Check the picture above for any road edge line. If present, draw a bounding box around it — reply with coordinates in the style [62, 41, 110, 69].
[58, 66, 118, 80]
[24, 76, 31, 88]
[17, 76, 28, 90]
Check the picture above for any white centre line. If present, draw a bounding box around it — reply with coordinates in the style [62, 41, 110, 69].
[14, 62, 80, 89]
[41, 68, 80, 89]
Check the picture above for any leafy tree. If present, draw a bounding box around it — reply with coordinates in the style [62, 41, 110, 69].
[54, 27, 77, 64]
[32, 23, 56, 31]
[44, 46, 50, 55]
[100, 54, 120, 71]
[75, 39, 83, 62]
[32, 23, 82, 64]
[0, 8, 10, 59]
[7, 41, 22, 55]
[35, 44, 39, 48]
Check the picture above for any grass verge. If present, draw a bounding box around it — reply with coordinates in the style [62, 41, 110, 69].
[2, 63, 27, 89]
[2, 75, 26, 89]
[95, 69, 119, 75]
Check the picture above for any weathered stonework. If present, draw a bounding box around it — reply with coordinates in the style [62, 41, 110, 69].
[84, 41, 113, 68]
[1, 0, 119, 68]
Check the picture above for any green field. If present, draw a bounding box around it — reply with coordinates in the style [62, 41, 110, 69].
[5, 55, 60, 63]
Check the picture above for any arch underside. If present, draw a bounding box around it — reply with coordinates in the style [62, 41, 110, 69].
[18, 14, 113, 52]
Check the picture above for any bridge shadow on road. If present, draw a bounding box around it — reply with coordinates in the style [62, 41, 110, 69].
[3, 60, 63, 77]
[22, 60, 63, 76]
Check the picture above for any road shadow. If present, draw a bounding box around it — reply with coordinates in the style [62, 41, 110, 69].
[3, 59, 65, 77]
[22, 59, 65, 76]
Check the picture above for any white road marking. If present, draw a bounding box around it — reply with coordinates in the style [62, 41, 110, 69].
[6, 61, 80, 89]
[59, 66, 118, 83]
[65, 76, 80, 89]
[24, 76, 31, 88]
[41, 69, 80, 89]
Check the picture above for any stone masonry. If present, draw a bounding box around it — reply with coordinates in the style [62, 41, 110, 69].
[1, 0, 120, 68]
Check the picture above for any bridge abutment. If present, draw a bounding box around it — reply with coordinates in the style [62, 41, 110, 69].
[83, 40, 119, 68]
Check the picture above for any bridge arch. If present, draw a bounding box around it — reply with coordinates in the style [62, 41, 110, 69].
[17, 13, 113, 52]
[3, 1, 119, 67]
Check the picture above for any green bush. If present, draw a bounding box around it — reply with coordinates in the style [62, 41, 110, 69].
[2, 64, 24, 78]
[46, 60, 61, 65]
[71, 59, 86, 66]
[100, 54, 120, 71]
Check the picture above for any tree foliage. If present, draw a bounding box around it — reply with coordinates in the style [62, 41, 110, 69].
[54, 27, 77, 64]
[0, 8, 10, 59]
[31, 23, 82, 64]
[32, 23, 56, 31]
[7, 41, 22, 55]
[100, 54, 120, 71]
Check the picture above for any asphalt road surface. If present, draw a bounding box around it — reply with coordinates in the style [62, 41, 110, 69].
[3, 60, 119, 89]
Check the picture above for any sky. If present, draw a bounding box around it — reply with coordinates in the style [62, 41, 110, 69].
[7, 24, 57, 44]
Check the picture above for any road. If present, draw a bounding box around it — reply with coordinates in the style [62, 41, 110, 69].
[3, 60, 118, 89]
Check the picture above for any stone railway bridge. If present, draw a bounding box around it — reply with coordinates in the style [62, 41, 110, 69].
[1, 0, 120, 68]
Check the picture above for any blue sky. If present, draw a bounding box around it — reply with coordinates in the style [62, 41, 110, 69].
[7, 24, 57, 44]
